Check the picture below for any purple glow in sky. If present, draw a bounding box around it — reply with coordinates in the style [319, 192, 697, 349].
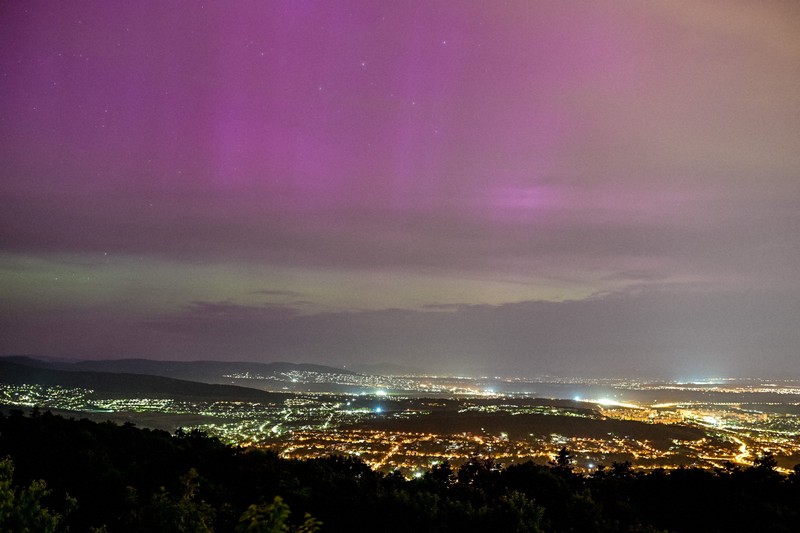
[2, 1, 800, 377]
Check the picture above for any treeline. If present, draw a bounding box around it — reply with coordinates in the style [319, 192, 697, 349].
[1, 410, 799, 532]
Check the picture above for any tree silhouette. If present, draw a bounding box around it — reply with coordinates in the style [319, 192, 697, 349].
[0, 457, 62, 532]
[457, 457, 499, 489]
[753, 451, 778, 472]
[549, 447, 574, 473]
[610, 460, 634, 478]
[424, 460, 455, 488]
[236, 496, 321, 533]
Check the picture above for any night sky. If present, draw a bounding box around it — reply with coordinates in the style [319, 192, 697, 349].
[2, 2, 799, 378]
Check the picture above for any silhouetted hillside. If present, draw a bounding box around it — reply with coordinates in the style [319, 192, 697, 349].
[0, 355, 354, 383]
[354, 410, 705, 448]
[0, 359, 287, 403]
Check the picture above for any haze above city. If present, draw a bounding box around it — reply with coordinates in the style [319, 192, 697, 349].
[2, 2, 799, 378]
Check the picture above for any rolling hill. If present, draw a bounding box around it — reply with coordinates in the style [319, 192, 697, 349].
[0, 358, 288, 403]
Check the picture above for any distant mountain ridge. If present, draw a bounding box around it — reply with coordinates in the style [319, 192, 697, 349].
[0, 358, 288, 403]
[0, 355, 355, 384]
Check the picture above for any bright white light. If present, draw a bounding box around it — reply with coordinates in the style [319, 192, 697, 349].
[376, 390, 387, 396]
[374, 406, 383, 413]
[414, 472, 423, 478]
[576, 397, 640, 409]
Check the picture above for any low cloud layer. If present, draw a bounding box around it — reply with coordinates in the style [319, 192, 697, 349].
[3, 286, 797, 378]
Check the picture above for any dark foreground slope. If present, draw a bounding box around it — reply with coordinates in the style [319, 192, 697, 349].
[2, 411, 800, 532]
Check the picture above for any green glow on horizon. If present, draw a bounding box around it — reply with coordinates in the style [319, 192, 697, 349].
[0, 251, 611, 315]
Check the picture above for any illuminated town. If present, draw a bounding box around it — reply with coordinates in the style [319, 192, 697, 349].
[3, 373, 799, 477]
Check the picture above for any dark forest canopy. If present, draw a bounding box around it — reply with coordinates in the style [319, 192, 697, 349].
[1, 410, 799, 532]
